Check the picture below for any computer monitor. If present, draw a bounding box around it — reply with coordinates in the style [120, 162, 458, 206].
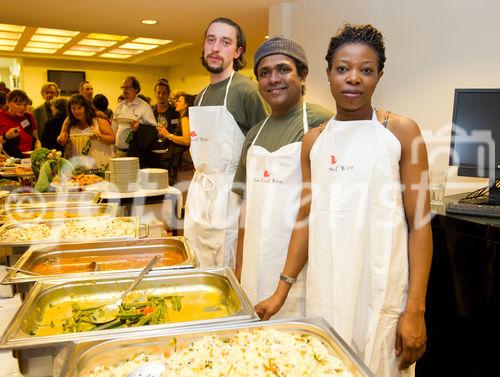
[449, 88, 500, 203]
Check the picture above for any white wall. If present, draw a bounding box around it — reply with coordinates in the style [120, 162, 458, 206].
[270, 0, 500, 193]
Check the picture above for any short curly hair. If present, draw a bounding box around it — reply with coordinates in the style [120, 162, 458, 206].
[325, 24, 386, 72]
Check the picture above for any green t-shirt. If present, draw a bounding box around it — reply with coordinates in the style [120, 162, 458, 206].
[194, 72, 268, 135]
[232, 102, 333, 197]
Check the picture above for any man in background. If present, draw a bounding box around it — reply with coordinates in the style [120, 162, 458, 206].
[112, 76, 156, 158]
[79, 81, 94, 102]
[184, 17, 267, 268]
[33, 82, 60, 138]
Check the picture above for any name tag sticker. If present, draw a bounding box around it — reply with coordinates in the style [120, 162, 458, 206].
[20, 119, 30, 128]
[171, 119, 179, 125]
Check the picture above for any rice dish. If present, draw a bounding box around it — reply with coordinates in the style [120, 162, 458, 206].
[86, 328, 354, 377]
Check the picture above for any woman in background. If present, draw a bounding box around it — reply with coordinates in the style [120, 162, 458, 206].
[0, 89, 41, 157]
[92, 94, 114, 121]
[57, 94, 114, 170]
[156, 92, 194, 184]
[41, 97, 67, 152]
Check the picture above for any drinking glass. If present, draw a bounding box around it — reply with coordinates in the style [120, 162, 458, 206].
[430, 170, 447, 205]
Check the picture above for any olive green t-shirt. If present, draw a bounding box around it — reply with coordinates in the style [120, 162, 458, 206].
[232, 102, 333, 197]
[194, 72, 268, 136]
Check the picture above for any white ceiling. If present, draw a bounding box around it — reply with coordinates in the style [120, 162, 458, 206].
[0, 0, 278, 68]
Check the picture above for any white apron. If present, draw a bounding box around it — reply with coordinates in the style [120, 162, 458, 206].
[241, 103, 308, 318]
[185, 72, 244, 268]
[307, 111, 413, 377]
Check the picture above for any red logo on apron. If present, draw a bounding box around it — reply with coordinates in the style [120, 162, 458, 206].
[331, 155, 337, 164]
[190, 131, 197, 137]
[263, 170, 270, 178]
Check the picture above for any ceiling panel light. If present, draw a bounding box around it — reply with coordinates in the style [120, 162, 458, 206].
[63, 50, 96, 57]
[0, 24, 25, 33]
[79, 39, 116, 47]
[110, 48, 143, 55]
[0, 45, 15, 51]
[0, 31, 21, 40]
[31, 35, 72, 43]
[71, 45, 105, 52]
[87, 33, 127, 41]
[100, 52, 131, 59]
[120, 42, 157, 50]
[23, 47, 58, 54]
[141, 19, 158, 25]
[27, 41, 64, 49]
[132, 37, 170, 45]
[36, 27, 79, 37]
[0, 39, 18, 46]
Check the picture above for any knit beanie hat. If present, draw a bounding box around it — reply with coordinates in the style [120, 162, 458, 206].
[253, 36, 308, 76]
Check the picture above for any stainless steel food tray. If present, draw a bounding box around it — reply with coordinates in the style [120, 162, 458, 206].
[60, 317, 374, 377]
[0, 203, 118, 223]
[0, 268, 257, 352]
[0, 216, 143, 248]
[2, 237, 198, 289]
[4, 192, 101, 207]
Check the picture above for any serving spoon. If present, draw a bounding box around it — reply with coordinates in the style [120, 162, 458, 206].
[127, 360, 166, 377]
[89, 254, 161, 324]
[4, 266, 42, 276]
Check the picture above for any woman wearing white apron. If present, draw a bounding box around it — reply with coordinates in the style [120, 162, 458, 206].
[185, 72, 245, 268]
[256, 25, 432, 376]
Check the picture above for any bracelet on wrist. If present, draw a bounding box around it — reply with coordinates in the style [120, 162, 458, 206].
[279, 273, 297, 285]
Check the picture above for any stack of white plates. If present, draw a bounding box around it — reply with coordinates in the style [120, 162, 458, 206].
[139, 168, 169, 190]
[109, 157, 140, 192]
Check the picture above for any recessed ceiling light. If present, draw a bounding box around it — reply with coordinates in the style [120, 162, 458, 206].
[132, 37, 170, 45]
[0, 39, 18, 46]
[0, 31, 21, 40]
[63, 50, 96, 57]
[27, 41, 64, 49]
[36, 27, 79, 37]
[23, 47, 58, 54]
[120, 42, 157, 50]
[31, 35, 72, 43]
[100, 52, 132, 59]
[141, 19, 158, 25]
[0, 45, 15, 51]
[79, 39, 117, 47]
[71, 45, 105, 52]
[110, 48, 143, 55]
[0, 23, 25, 33]
[88, 33, 127, 41]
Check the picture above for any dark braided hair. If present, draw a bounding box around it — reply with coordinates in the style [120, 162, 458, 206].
[325, 24, 386, 72]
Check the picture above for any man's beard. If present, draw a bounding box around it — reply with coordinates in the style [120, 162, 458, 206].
[201, 55, 225, 74]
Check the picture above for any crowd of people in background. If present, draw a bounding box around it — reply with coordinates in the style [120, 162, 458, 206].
[0, 76, 194, 184]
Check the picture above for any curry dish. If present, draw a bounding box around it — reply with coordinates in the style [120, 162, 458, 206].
[30, 251, 186, 275]
[33, 289, 233, 336]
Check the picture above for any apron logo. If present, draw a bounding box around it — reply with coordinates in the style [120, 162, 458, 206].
[190, 130, 207, 142]
[253, 169, 283, 184]
[328, 154, 354, 173]
[190, 131, 197, 137]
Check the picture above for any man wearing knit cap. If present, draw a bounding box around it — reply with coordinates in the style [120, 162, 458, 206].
[232, 36, 332, 318]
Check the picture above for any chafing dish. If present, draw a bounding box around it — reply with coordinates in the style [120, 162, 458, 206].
[0, 268, 256, 353]
[4, 192, 101, 207]
[0, 217, 146, 257]
[2, 237, 198, 292]
[0, 203, 118, 223]
[59, 317, 374, 377]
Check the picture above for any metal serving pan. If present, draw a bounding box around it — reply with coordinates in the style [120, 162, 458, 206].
[2, 237, 198, 292]
[0, 217, 145, 258]
[60, 317, 374, 377]
[0, 268, 256, 353]
[0, 203, 118, 223]
[4, 192, 101, 207]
